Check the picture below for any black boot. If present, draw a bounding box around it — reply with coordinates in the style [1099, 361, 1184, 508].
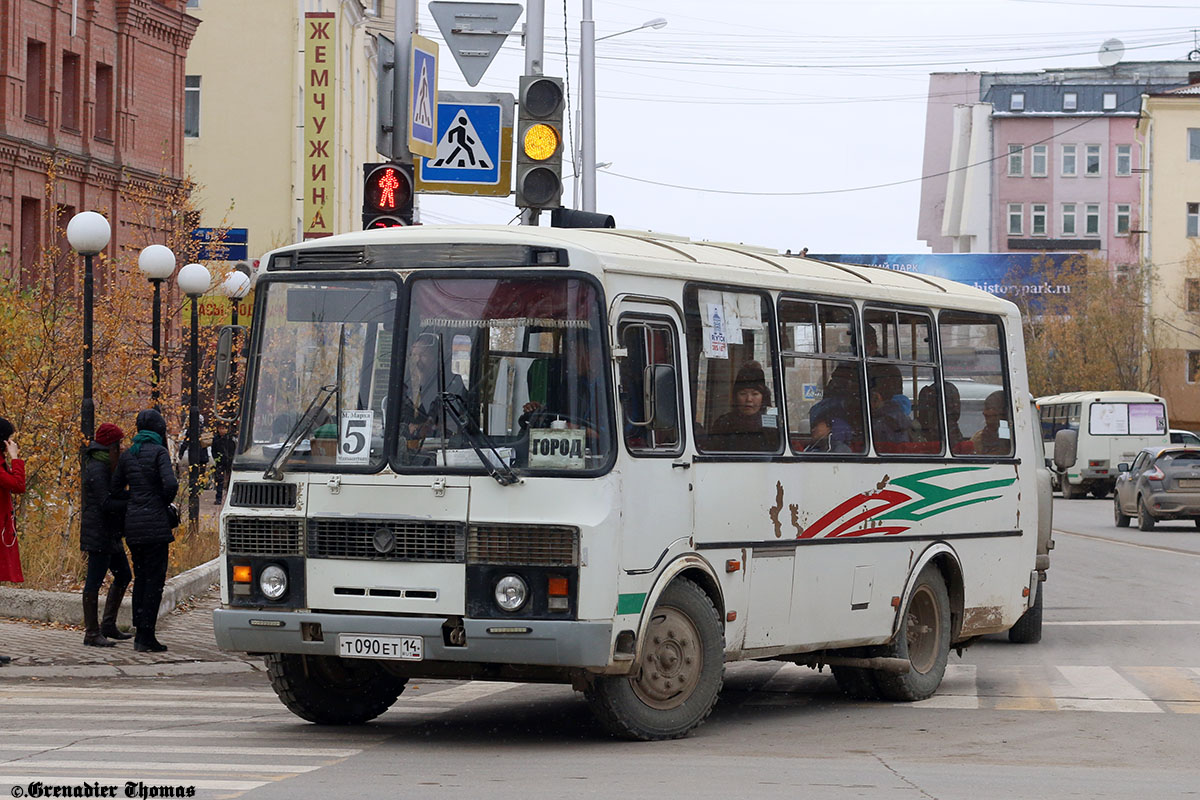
[100, 580, 132, 640]
[82, 591, 115, 648]
[134, 629, 168, 653]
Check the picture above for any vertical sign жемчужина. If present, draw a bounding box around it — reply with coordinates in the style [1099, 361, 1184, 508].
[304, 12, 335, 238]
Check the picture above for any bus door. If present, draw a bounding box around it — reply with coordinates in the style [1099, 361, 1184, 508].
[613, 303, 693, 572]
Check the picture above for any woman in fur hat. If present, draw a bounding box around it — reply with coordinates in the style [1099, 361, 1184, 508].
[80, 422, 134, 647]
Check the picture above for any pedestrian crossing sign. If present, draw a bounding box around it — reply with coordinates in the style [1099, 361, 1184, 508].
[416, 91, 513, 197]
[409, 35, 439, 159]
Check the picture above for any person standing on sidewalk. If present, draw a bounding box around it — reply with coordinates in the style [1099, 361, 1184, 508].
[111, 409, 178, 653]
[80, 422, 134, 647]
[211, 420, 236, 505]
[0, 417, 26, 666]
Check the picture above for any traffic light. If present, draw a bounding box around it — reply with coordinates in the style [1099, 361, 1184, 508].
[551, 208, 616, 229]
[362, 162, 413, 228]
[515, 75, 565, 210]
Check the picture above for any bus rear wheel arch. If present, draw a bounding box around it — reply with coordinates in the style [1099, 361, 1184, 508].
[584, 577, 725, 740]
[874, 563, 952, 702]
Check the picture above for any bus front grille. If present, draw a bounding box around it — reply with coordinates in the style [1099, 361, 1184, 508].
[307, 518, 465, 562]
[226, 517, 304, 556]
[467, 525, 580, 566]
[229, 481, 298, 508]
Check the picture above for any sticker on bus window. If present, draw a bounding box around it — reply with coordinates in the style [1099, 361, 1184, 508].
[529, 427, 587, 469]
[337, 410, 374, 465]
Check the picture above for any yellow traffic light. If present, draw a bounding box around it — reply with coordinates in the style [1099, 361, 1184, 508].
[522, 123, 560, 161]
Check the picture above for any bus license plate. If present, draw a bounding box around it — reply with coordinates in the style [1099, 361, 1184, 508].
[337, 633, 423, 661]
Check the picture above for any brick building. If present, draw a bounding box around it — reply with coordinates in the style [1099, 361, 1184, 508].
[0, 0, 199, 287]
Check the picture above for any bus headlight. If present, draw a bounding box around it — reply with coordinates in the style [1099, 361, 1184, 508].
[494, 574, 528, 612]
[259, 564, 288, 600]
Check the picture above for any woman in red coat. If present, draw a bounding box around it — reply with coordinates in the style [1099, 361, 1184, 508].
[0, 416, 27, 666]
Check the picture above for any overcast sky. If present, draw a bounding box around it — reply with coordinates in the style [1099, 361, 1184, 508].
[414, 0, 1197, 253]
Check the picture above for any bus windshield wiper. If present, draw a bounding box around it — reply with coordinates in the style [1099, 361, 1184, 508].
[263, 384, 337, 481]
[440, 391, 521, 486]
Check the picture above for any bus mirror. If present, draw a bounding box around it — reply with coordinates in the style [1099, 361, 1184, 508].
[215, 325, 243, 389]
[644, 364, 678, 431]
[1053, 428, 1077, 472]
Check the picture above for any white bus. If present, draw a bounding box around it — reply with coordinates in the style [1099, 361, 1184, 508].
[1035, 390, 1169, 499]
[213, 226, 1052, 740]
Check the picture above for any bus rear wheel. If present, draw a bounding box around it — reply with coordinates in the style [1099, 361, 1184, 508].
[875, 564, 951, 702]
[584, 578, 724, 741]
[265, 653, 407, 725]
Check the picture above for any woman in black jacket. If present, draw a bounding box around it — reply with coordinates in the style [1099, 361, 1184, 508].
[111, 409, 178, 652]
[80, 423, 133, 647]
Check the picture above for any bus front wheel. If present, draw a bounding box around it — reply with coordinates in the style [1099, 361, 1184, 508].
[874, 564, 951, 702]
[265, 653, 407, 725]
[584, 578, 725, 740]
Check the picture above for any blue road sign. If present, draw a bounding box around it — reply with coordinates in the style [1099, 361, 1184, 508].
[409, 35, 438, 158]
[420, 102, 502, 185]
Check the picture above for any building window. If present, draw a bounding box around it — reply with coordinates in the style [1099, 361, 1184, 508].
[187, 0, 200, 7]
[1103, 92, 1118, 111]
[1007, 203, 1023, 235]
[25, 40, 46, 121]
[1062, 203, 1076, 236]
[1010, 92, 1025, 111]
[1007, 144, 1024, 177]
[1116, 144, 1132, 176]
[1062, 144, 1077, 176]
[61, 51, 81, 130]
[1063, 92, 1078, 111]
[185, 75, 201, 137]
[1187, 279, 1200, 312]
[1189, 352, 1200, 383]
[1085, 204, 1100, 236]
[1189, 129, 1200, 162]
[95, 63, 113, 140]
[1188, 202, 1199, 238]
[1032, 204, 1047, 236]
[20, 197, 42, 287]
[1085, 144, 1101, 176]
[1115, 204, 1131, 236]
[1031, 144, 1047, 177]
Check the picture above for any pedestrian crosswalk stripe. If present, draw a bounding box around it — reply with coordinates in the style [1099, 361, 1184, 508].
[403, 680, 523, 705]
[11, 759, 323, 773]
[911, 663, 979, 709]
[1054, 665, 1161, 713]
[0, 744, 360, 757]
[0, 697, 283, 709]
[0, 686, 274, 697]
[988, 665, 1059, 711]
[0, 729, 388, 741]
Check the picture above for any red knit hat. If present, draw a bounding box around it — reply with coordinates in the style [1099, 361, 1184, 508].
[95, 423, 124, 447]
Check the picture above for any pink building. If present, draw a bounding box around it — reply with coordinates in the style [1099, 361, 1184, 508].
[918, 63, 1194, 265]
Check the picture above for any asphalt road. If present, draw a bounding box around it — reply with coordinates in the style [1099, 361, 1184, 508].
[2, 496, 1198, 799]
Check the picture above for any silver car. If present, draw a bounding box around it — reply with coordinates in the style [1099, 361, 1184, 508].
[1114, 446, 1200, 530]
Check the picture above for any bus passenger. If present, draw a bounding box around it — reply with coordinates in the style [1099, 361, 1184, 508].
[868, 363, 912, 449]
[806, 411, 850, 453]
[972, 390, 1011, 455]
[709, 362, 778, 452]
[402, 333, 466, 446]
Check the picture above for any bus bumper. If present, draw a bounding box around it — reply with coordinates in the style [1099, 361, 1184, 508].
[213, 608, 614, 668]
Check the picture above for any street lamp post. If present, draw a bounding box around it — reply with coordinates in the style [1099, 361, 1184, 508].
[137, 244, 176, 406]
[178, 262, 211, 525]
[220, 268, 252, 393]
[66, 212, 112, 443]
[579, 13, 667, 211]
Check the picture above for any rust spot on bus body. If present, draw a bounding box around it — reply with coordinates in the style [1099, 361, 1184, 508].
[961, 605, 1006, 635]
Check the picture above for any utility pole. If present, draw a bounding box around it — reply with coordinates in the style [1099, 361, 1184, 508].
[520, 0, 545, 225]
[580, 0, 596, 211]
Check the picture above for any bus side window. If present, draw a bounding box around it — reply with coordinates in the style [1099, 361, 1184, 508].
[618, 319, 682, 453]
[938, 311, 1013, 457]
[864, 308, 939, 455]
[684, 286, 781, 454]
[778, 297, 865, 454]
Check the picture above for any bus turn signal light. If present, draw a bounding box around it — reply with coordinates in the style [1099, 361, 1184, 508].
[233, 565, 252, 583]
[726, 560, 741, 573]
[547, 576, 569, 596]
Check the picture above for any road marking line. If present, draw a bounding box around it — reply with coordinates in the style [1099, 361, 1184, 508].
[1045, 620, 1200, 626]
[0, 698, 283, 709]
[0, 744, 360, 757]
[1053, 528, 1200, 559]
[8, 759, 322, 773]
[1054, 666, 1162, 713]
[0, 687, 274, 698]
[0, 729, 388, 742]
[402, 681, 523, 705]
[911, 664, 978, 708]
[989, 665, 1059, 711]
[1124, 666, 1200, 705]
[0, 776, 267, 791]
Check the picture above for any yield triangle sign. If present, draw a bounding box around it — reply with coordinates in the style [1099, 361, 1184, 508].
[429, 2, 523, 87]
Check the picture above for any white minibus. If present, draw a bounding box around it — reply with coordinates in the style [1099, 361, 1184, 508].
[1036, 390, 1169, 499]
[213, 225, 1052, 740]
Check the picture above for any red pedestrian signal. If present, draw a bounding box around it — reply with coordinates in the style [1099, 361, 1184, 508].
[362, 162, 413, 228]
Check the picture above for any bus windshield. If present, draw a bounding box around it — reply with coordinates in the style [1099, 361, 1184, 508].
[400, 275, 611, 473]
[239, 274, 612, 475]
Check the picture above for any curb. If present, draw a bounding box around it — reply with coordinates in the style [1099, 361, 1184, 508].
[0, 556, 221, 628]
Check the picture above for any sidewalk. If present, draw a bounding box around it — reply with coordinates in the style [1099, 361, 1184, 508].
[0, 586, 260, 679]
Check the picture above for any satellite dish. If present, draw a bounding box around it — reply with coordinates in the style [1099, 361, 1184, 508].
[1099, 38, 1125, 68]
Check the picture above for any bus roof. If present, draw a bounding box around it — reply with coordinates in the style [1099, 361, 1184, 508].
[1034, 390, 1166, 405]
[269, 225, 1016, 313]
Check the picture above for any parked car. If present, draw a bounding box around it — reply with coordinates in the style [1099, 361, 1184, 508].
[1113, 446, 1200, 530]
[1169, 429, 1200, 446]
